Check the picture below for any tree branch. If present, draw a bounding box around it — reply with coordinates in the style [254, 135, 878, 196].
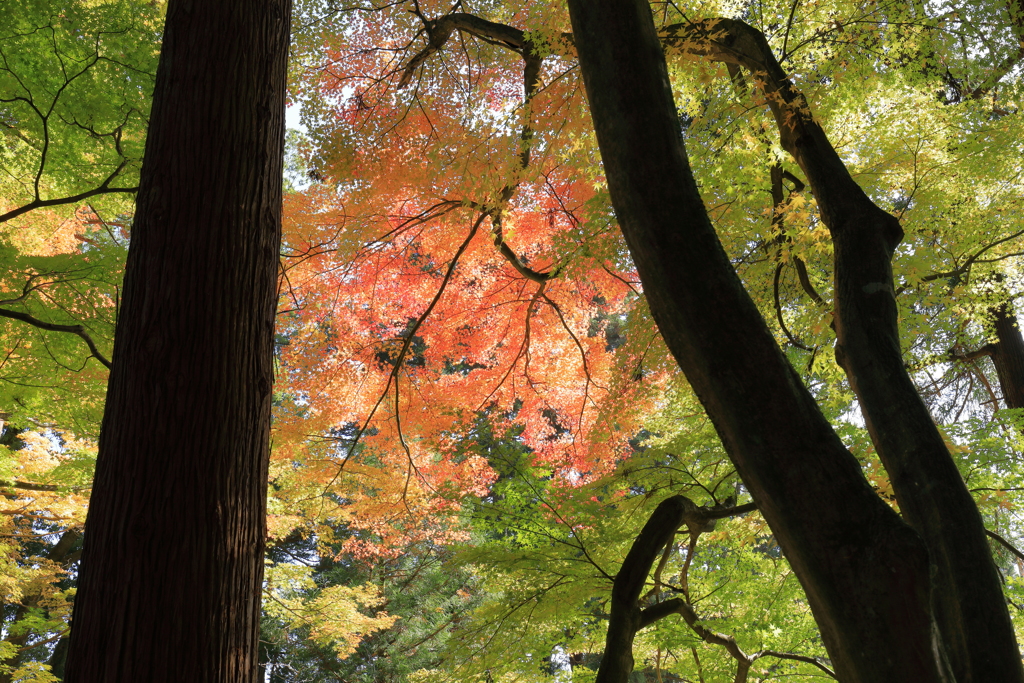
[986, 528, 1024, 564]
[754, 650, 837, 679]
[0, 155, 137, 225]
[0, 307, 112, 369]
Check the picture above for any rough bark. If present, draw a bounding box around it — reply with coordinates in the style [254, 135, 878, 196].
[62, 0, 291, 680]
[658, 18, 1021, 682]
[566, 1, 951, 681]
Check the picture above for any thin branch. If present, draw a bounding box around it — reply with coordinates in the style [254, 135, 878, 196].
[321, 212, 486, 490]
[986, 528, 1024, 564]
[754, 650, 837, 679]
[0, 184, 138, 225]
[773, 263, 813, 351]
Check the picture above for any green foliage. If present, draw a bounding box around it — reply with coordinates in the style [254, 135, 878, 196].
[0, 0, 158, 215]
[5, 0, 1024, 680]
[260, 529, 483, 683]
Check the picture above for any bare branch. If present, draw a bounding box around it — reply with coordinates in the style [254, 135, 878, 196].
[986, 528, 1024, 564]
[0, 307, 111, 369]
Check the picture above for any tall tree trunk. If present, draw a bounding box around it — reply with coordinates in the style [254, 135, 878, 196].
[63, 0, 291, 680]
[567, 1, 954, 680]
[714, 25, 1019, 680]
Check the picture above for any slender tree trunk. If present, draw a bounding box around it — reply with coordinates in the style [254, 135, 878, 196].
[658, 18, 1021, 680]
[63, 0, 291, 680]
[566, 1, 951, 680]
[735, 27, 1021, 680]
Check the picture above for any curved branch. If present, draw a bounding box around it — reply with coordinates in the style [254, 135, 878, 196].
[491, 213, 560, 282]
[404, 12, 561, 286]
[773, 262, 813, 351]
[0, 307, 111, 369]
[640, 596, 752, 664]
[398, 11, 573, 88]
[986, 528, 1024, 564]
[792, 255, 826, 306]
[754, 650, 837, 679]
[596, 496, 759, 683]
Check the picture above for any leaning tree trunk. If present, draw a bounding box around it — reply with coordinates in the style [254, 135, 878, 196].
[63, 0, 291, 680]
[567, 0, 954, 680]
[712, 25, 1019, 680]
[989, 298, 1024, 409]
[665, 19, 1019, 682]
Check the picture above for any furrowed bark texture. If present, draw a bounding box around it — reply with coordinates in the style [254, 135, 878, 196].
[661, 19, 1022, 682]
[567, 1, 949, 681]
[63, 0, 291, 680]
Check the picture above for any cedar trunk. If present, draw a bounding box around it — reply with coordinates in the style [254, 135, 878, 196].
[567, 0, 974, 680]
[63, 0, 291, 680]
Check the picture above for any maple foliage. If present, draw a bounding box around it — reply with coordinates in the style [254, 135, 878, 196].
[267, 0, 1024, 679]
[0, 1, 158, 674]
[272, 0, 663, 555]
[273, 0, 1024, 545]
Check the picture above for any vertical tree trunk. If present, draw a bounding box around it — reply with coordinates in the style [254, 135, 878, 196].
[63, 0, 291, 680]
[566, 1, 951, 680]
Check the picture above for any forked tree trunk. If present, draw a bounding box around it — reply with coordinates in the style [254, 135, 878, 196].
[63, 0, 291, 680]
[566, 0, 993, 680]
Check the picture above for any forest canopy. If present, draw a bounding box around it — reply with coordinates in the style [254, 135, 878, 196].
[4, 0, 1024, 680]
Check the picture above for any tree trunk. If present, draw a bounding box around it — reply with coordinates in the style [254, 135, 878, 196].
[63, 0, 291, 680]
[990, 300, 1024, 409]
[703, 21, 1022, 679]
[566, 1, 953, 680]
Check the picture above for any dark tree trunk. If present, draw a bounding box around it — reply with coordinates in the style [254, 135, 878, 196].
[567, 0, 965, 680]
[657, 23, 1017, 677]
[63, 0, 291, 680]
[706, 21, 1021, 679]
[990, 300, 1024, 409]
[595, 497, 759, 683]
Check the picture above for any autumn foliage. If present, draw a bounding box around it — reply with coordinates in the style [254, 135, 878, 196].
[5, 0, 1024, 680]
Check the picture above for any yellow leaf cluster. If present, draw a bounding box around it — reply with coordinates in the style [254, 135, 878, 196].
[264, 563, 399, 660]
